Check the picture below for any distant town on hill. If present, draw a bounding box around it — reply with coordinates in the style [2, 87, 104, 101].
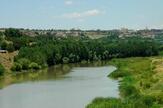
[0, 28, 163, 39]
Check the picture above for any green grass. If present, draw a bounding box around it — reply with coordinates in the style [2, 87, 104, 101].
[87, 57, 163, 108]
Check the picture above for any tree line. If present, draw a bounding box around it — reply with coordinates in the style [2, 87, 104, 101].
[0, 28, 159, 72]
[14, 36, 158, 71]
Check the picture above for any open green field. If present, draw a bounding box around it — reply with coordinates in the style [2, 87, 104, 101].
[87, 57, 163, 108]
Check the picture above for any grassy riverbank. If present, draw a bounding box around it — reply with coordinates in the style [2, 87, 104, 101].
[87, 57, 163, 108]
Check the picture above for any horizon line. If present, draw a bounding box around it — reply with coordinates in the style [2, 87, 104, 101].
[0, 27, 163, 31]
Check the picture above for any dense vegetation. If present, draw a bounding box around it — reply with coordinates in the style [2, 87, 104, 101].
[87, 57, 163, 108]
[15, 36, 158, 72]
[0, 28, 159, 72]
[0, 28, 33, 52]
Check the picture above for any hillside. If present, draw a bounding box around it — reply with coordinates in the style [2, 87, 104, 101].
[0, 51, 18, 71]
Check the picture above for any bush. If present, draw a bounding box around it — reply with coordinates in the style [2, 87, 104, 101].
[143, 82, 151, 89]
[18, 58, 30, 70]
[120, 85, 139, 97]
[81, 60, 87, 64]
[109, 70, 130, 79]
[11, 62, 22, 71]
[62, 57, 69, 64]
[0, 64, 5, 76]
[29, 62, 41, 70]
[155, 93, 163, 104]
[141, 95, 155, 106]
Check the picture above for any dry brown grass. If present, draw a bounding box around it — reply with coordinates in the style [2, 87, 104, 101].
[0, 51, 18, 71]
[153, 58, 163, 72]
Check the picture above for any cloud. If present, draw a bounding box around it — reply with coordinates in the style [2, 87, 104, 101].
[65, 1, 73, 5]
[62, 9, 103, 19]
[53, 9, 105, 22]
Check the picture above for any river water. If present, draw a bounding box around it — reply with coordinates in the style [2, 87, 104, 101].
[0, 62, 119, 108]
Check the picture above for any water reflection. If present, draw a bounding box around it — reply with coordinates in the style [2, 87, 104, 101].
[0, 61, 109, 88]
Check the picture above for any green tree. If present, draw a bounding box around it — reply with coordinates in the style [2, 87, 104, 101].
[103, 50, 109, 59]
[0, 64, 5, 76]
[55, 53, 62, 63]
[69, 53, 76, 63]
[1, 41, 7, 50]
[5, 28, 22, 37]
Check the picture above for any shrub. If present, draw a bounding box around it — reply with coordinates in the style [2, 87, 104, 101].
[142, 80, 152, 89]
[120, 85, 139, 97]
[18, 58, 30, 70]
[109, 70, 130, 79]
[11, 62, 22, 71]
[81, 60, 87, 64]
[130, 95, 156, 108]
[29, 62, 41, 70]
[141, 95, 155, 106]
[62, 57, 69, 64]
[0, 64, 5, 76]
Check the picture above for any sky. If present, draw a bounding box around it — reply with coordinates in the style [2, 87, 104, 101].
[0, 0, 163, 30]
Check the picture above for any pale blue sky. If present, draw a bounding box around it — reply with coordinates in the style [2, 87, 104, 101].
[0, 0, 163, 30]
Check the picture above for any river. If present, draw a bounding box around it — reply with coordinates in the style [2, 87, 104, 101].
[0, 62, 119, 108]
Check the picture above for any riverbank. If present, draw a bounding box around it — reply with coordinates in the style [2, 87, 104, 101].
[87, 57, 163, 108]
[1, 56, 163, 107]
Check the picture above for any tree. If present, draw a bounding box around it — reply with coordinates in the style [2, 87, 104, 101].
[5, 28, 22, 37]
[103, 50, 109, 59]
[55, 53, 62, 64]
[1, 41, 7, 50]
[88, 51, 93, 61]
[69, 53, 76, 63]
[0, 64, 5, 76]
[14, 35, 159, 71]
[0, 32, 4, 42]
[93, 52, 98, 61]
[29, 62, 41, 70]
